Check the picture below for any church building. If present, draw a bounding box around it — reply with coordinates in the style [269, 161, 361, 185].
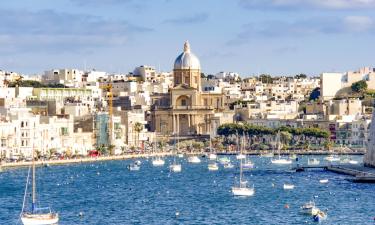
[151, 41, 229, 136]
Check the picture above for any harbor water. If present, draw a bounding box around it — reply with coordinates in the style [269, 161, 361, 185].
[0, 155, 374, 224]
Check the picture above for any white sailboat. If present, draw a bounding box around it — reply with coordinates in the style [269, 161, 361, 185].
[241, 137, 254, 170]
[20, 145, 59, 225]
[208, 135, 217, 160]
[170, 136, 182, 173]
[232, 158, 254, 196]
[152, 134, 165, 166]
[271, 131, 292, 165]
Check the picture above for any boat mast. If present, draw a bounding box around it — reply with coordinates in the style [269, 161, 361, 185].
[32, 139, 36, 213]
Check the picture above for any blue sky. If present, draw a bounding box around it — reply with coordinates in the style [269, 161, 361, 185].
[0, 0, 374, 76]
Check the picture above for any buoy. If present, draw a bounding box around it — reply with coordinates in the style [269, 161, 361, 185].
[79, 212, 84, 217]
[175, 211, 180, 217]
[271, 183, 275, 187]
[284, 204, 289, 209]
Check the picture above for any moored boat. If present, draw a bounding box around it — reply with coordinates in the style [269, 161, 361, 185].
[170, 164, 182, 172]
[187, 156, 201, 163]
[20, 142, 59, 225]
[300, 201, 319, 215]
[308, 158, 320, 166]
[128, 163, 140, 171]
[283, 184, 295, 190]
[313, 210, 327, 222]
[208, 162, 219, 171]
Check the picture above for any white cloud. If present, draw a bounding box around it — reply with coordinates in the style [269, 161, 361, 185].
[344, 16, 374, 32]
[239, 0, 375, 9]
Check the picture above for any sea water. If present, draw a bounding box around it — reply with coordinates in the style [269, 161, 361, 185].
[0, 155, 374, 225]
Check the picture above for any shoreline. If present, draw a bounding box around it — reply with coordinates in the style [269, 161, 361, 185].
[0, 150, 364, 169]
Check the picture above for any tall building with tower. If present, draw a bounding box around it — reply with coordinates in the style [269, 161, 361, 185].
[151, 41, 228, 136]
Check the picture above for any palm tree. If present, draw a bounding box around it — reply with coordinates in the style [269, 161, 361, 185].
[133, 122, 143, 150]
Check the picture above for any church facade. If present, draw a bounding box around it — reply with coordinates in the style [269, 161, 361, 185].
[151, 41, 229, 136]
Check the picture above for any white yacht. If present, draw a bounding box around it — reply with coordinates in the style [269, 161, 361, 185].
[170, 137, 182, 172]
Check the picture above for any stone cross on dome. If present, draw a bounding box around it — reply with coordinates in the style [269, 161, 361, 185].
[184, 41, 190, 53]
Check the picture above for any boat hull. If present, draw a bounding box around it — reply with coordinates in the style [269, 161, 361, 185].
[232, 187, 254, 196]
[271, 159, 292, 165]
[152, 160, 165, 166]
[170, 164, 182, 172]
[21, 213, 59, 225]
[187, 156, 201, 163]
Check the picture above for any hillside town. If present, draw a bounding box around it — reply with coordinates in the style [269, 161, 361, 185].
[0, 42, 373, 160]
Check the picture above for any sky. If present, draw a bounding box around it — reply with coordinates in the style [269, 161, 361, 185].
[0, 0, 374, 77]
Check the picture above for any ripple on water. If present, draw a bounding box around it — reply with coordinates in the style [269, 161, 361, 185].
[0, 155, 374, 224]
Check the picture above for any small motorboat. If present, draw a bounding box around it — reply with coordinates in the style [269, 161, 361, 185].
[308, 158, 320, 166]
[313, 210, 327, 222]
[177, 153, 184, 158]
[319, 179, 329, 184]
[208, 162, 219, 171]
[218, 157, 230, 165]
[283, 184, 295, 190]
[152, 157, 165, 166]
[300, 201, 319, 215]
[236, 154, 246, 159]
[271, 158, 292, 165]
[170, 164, 182, 172]
[128, 163, 140, 171]
[325, 155, 340, 162]
[289, 154, 297, 160]
[187, 156, 201, 163]
[223, 163, 234, 169]
[134, 160, 142, 166]
[349, 159, 359, 165]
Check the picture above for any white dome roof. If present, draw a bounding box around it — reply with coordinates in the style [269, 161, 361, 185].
[174, 41, 200, 70]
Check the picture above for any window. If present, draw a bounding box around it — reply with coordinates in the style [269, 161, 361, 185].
[181, 99, 187, 106]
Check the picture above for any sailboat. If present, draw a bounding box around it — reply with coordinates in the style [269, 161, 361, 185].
[271, 131, 292, 165]
[232, 158, 254, 196]
[208, 134, 217, 160]
[241, 137, 254, 170]
[170, 136, 182, 172]
[236, 132, 246, 159]
[152, 134, 165, 166]
[20, 145, 59, 225]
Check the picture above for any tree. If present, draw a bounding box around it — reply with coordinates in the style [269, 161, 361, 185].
[108, 145, 115, 155]
[309, 87, 320, 101]
[351, 80, 367, 93]
[295, 73, 307, 79]
[133, 122, 143, 149]
[258, 74, 273, 84]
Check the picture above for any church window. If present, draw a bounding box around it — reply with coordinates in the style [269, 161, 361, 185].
[181, 99, 187, 106]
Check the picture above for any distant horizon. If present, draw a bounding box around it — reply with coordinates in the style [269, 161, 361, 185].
[0, 0, 374, 76]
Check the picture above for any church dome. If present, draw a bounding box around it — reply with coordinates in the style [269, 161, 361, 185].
[174, 41, 201, 70]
